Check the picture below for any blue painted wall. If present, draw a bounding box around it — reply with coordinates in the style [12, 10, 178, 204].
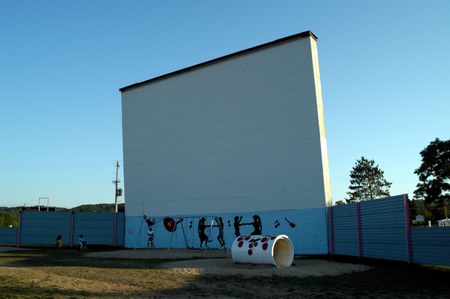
[20, 211, 72, 245]
[125, 208, 328, 254]
[360, 195, 409, 262]
[411, 227, 450, 266]
[0, 227, 18, 245]
[331, 204, 359, 256]
[330, 195, 410, 262]
[17, 211, 124, 246]
[74, 212, 125, 245]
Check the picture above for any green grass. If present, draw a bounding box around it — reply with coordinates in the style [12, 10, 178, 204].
[0, 248, 449, 298]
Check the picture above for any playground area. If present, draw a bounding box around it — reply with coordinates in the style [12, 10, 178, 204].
[0, 246, 449, 298]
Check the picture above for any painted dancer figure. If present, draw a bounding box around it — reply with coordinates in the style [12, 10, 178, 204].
[147, 227, 154, 249]
[250, 215, 262, 235]
[198, 217, 211, 248]
[214, 217, 225, 247]
[233, 216, 243, 237]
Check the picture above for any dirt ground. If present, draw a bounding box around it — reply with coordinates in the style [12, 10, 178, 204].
[0, 246, 32, 252]
[85, 249, 370, 278]
[2, 246, 449, 298]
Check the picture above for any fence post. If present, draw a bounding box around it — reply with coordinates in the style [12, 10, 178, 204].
[113, 212, 118, 247]
[329, 206, 334, 255]
[356, 203, 363, 258]
[70, 211, 75, 248]
[403, 194, 413, 263]
[16, 211, 22, 247]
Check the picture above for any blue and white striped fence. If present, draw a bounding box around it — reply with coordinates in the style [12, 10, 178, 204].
[328, 194, 450, 266]
[0, 211, 125, 247]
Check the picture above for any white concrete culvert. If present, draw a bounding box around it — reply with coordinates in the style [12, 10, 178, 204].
[85, 249, 370, 278]
[231, 235, 295, 268]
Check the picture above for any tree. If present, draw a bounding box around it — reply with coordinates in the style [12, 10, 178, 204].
[346, 156, 392, 203]
[0, 212, 19, 227]
[414, 138, 450, 206]
[335, 200, 346, 206]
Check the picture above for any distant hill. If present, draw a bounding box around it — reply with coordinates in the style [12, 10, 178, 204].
[71, 203, 125, 212]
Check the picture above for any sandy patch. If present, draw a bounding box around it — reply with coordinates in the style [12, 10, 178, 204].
[159, 258, 369, 277]
[85, 248, 228, 260]
[85, 249, 370, 277]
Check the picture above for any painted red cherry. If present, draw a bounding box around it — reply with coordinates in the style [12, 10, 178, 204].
[262, 243, 268, 250]
[254, 242, 258, 247]
[271, 236, 276, 240]
[248, 249, 253, 255]
[248, 243, 253, 248]
[245, 236, 250, 240]
[261, 237, 268, 243]
[237, 237, 243, 242]
[238, 241, 244, 248]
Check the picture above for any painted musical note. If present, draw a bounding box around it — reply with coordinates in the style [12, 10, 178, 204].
[284, 217, 296, 228]
[274, 220, 280, 228]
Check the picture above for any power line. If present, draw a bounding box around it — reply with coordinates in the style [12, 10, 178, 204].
[0, 160, 120, 171]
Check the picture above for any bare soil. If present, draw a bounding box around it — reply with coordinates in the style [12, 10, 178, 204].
[85, 249, 370, 277]
[1, 247, 450, 298]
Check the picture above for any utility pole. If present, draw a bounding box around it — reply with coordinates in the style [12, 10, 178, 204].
[113, 161, 122, 213]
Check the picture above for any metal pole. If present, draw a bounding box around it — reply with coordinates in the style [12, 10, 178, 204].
[114, 161, 120, 213]
[113, 213, 117, 247]
[16, 211, 22, 248]
[403, 194, 413, 264]
[329, 206, 334, 255]
[70, 212, 75, 248]
[356, 203, 363, 258]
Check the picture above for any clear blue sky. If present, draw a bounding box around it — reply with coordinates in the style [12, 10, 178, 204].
[1, 0, 449, 208]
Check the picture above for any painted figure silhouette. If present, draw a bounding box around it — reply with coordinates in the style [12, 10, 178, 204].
[250, 215, 262, 235]
[233, 216, 243, 237]
[215, 217, 225, 247]
[198, 217, 211, 248]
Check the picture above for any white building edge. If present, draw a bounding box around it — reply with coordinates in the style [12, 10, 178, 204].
[120, 31, 332, 253]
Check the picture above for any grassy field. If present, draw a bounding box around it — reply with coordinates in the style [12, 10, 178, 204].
[0, 247, 449, 298]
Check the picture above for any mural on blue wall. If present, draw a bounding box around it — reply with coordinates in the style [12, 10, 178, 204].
[213, 217, 225, 247]
[234, 215, 263, 235]
[142, 214, 268, 249]
[164, 217, 189, 248]
[198, 217, 212, 248]
[284, 217, 296, 228]
[233, 216, 243, 237]
[163, 217, 183, 232]
[249, 215, 263, 235]
[274, 220, 280, 228]
[143, 215, 156, 249]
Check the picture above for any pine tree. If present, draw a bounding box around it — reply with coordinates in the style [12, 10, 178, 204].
[414, 138, 450, 206]
[346, 156, 392, 203]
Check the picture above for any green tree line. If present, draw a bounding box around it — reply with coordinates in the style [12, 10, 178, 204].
[0, 204, 125, 228]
